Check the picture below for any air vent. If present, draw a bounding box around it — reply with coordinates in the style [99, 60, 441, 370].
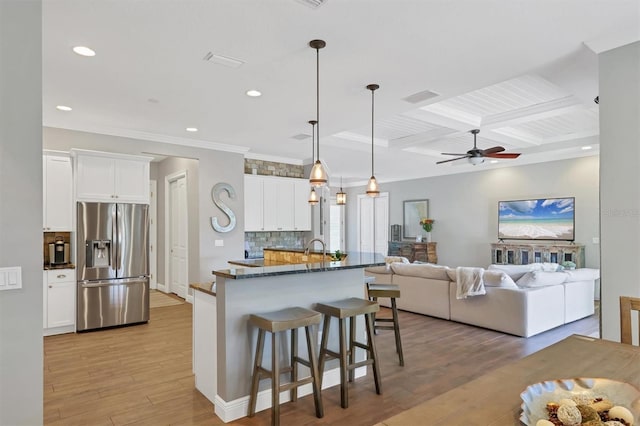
[295, 0, 328, 9]
[291, 133, 311, 140]
[202, 52, 244, 68]
[403, 89, 440, 104]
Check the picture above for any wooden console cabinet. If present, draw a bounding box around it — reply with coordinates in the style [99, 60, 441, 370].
[490, 242, 585, 268]
[388, 241, 438, 264]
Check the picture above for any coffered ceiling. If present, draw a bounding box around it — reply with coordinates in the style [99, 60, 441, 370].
[42, 0, 639, 186]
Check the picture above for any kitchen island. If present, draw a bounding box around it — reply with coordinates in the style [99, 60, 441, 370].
[192, 252, 385, 422]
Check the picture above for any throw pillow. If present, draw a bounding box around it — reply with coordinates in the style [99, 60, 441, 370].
[516, 271, 568, 288]
[482, 270, 518, 288]
[384, 256, 410, 271]
[487, 264, 540, 281]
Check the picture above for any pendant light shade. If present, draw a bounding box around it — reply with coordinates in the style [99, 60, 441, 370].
[308, 187, 319, 205]
[308, 120, 319, 205]
[336, 176, 346, 205]
[309, 39, 328, 187]
[366, 84, 380, 197]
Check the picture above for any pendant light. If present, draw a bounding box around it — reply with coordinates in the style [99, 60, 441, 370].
[308, 120, 319, 205]
[336, 176, 346, 205]
[308, 39, 328, 187]
[366, 84, 380, 197]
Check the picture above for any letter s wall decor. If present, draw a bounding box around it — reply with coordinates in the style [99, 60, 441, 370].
[210, 182, 237, 233]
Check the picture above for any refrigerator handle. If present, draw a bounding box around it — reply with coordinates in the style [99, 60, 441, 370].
[113, 204, 119, 272]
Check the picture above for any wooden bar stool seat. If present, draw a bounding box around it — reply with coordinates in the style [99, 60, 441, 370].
[367, 283, 404, 366]
[315, 297, 382, 409]
[248, 307, 324, 426]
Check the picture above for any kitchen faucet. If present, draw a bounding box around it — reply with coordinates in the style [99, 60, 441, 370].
[304, 238, 327, 259]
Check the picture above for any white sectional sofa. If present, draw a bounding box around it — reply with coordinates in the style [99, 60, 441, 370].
[364, 262, 599, 338]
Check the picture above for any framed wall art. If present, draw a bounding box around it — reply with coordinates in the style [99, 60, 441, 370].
[403, 199, 429, 239]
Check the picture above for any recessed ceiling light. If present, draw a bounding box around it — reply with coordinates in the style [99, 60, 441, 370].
[72, 46, 96, 57]
[582, 146, 593, 150]
[186, 127, 198, 132]
[246, 90, 262, 97]
[56, 105, 72, 111]
[490, 160, 499, 164]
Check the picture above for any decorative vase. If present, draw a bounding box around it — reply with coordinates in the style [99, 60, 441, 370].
[425, 232, 432, 243]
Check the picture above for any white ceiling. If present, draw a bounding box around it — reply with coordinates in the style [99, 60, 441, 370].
[42, 0, 640, 186]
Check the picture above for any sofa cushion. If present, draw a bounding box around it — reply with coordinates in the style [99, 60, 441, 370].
[482, 270, 518, 288]
[364, 265, 392, 275]
[390, 262, 451, 281]
[516, 271, 568, 288]
[563, 268, 600, 282]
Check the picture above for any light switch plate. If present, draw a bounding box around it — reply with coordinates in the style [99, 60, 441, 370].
[592, 237, 600, 244]
[0, 266, 22, 290]
[215, 239, 224, 247]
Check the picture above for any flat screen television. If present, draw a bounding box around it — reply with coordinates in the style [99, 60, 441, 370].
[498, 197, 575, 241]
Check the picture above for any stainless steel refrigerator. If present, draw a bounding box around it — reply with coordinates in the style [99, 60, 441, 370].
[76, 202, 149, 331]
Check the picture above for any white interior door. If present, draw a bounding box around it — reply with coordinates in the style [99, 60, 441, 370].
[167, 172, 188, 298]
[374, 195, 389, 255]
[357, 193, 389, 256]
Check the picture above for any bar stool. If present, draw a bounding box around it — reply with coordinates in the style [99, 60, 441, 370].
[247, 307, 324, 426]
[367, 283, 404, 366]
[315, 297, 382, 409]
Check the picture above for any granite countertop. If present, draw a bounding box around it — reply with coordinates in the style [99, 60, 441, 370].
[263, 247, 327, 254]
[190, 282, 216, 296]
[214, 252, 384, 280]
[44, 263, 76, 270]
[228, 259, 288, 268]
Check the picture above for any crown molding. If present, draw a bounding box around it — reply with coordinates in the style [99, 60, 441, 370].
[43, 123, 250, 154]
[244, 151, 304, 165]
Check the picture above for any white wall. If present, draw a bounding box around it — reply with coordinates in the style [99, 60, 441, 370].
[0, 1, 44, 424]
[345, 156, 600, 269]
[43, 127, 245, 283]
[599, 41, 640, 341]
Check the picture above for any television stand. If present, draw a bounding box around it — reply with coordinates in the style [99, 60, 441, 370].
[490, 242, 585, 267]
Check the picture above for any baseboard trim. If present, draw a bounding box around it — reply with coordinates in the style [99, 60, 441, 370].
[213, 366, 366, 423]
[157, 283, 166, 292]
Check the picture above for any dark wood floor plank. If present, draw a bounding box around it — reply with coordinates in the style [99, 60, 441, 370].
[44, 301, 598, 425]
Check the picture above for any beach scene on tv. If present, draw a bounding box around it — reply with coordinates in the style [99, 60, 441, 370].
[498, 198, 575, 240]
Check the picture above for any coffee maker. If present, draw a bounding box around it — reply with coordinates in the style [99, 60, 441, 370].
[49, 236, 70, 266]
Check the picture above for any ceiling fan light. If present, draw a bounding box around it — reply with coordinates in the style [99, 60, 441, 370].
[309, 160, 328, 187]
[308, 187, 319, 205]
[468, 156, 484, 165]
[366, 176, 380, 197]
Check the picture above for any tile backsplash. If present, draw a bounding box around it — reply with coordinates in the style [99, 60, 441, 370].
[244, 159, 304, 178]
[245, 231, 307, 258]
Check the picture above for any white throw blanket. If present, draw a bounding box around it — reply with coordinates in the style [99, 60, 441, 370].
[456, 267, 486, 299]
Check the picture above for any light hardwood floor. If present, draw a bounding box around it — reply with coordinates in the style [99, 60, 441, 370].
[44, 301, 599, 425]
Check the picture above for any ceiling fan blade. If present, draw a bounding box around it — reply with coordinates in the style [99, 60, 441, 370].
[441, 152, 468, 156]
[436, 155, 470, 164]
[481, 146, 505, 155]
[485, 152, 521, 159]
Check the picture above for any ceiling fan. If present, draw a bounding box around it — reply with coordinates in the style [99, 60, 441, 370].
[436, 129, 521, 165]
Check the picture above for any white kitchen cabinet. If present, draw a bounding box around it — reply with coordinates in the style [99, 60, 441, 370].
[262, 178, 278, 230]
[244, 175, 264, 231]
[73, 150, 151, 204]
[273, 179, 294, 231]
[43, 154, 73, 231]
[244, 175, 309, 232]
[293, 179, 311, 231]
[44, 269, 76, 336]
